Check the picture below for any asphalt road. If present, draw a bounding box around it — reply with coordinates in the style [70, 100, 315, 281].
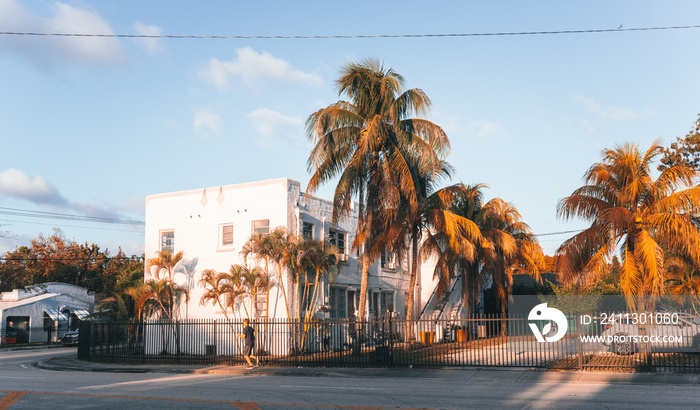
[2, 348, 700, 409]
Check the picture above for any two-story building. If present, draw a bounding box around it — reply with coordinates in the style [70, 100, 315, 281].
[145, 178, 428, 322]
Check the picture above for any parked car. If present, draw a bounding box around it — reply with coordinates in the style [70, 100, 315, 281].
[61, 330, 79, 346]
[602, 312, 700, 355]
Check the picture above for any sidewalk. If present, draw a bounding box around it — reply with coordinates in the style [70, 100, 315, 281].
[34, 353, 700, 385]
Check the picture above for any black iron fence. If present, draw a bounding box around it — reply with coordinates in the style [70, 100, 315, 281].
[79, 312, 700, 373]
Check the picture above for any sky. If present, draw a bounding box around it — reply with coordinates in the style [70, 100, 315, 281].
[1, 0, 700, 257]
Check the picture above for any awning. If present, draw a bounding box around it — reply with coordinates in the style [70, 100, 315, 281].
[43, 308, 68, 322]
[71, 309, 91, 319]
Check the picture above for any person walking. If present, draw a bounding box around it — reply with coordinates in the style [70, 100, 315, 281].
[238, 319, 259, 369]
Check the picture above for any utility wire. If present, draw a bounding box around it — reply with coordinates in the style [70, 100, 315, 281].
[1, 25, 699, 40]
[534, 229, 584, 237]
[0, 257, 143, 262]
[0, 206, 144, 225]
[0, 219, 143, 233]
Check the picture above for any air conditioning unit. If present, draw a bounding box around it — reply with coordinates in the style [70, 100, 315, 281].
[387, 262, 396, 270]
[339, 254, 349, 262]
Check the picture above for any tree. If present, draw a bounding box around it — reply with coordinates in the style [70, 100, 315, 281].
[146, 250, 185, 320]
[0, 228, 142, 295]
[136, 278, 189, 322]
[664, 254, 700, 312]
[379, 180, 482, 331]
[557, 141, 700, 309]
[136, 278, 189, 354]
[306, 59, 449, 322]
[241, 229, 291, 319]
[94, 287, 141, 322]
[226, 264, 268, 320]
[198, 269, 232, 321]
[659, 115, 700, 172]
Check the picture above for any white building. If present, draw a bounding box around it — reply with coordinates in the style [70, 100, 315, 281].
[144, 177, 455, 322]
[0, 282, 94, 343]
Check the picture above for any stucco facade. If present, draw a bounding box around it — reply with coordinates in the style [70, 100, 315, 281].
[145, 178, 439, 321]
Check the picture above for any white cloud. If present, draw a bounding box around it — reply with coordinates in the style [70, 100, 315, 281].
[572, 95, 638, 121]
[133, 21, 163, 55]
[470, 120, 503, 139]
[193, 109, 223, 135]
[0, 168, 137, 221]
[247, 108, 305, 149]
[198, 47, 322, 90]
[0, 0, 126, 67]
[0, 168, 67, 206]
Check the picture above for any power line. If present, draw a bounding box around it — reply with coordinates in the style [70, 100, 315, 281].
[0, 219, 143, 233]
[0, 256, 143, 262]
[1, 25, 699, 40]
[534, 229, 584, 237]
[0, 206, 144, 225]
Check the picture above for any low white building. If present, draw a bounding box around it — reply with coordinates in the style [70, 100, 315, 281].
[0, 282, 94, 343]
[145, 177, 445, 322]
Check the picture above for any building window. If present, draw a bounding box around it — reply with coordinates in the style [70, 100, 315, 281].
[380, 291, 394, 315]
[380, 249, 395, 269]
[252, 219, 270, 235]
[328, 229, 346, 253]
[220, 223, 234, 248]
[371, 291, 394, 317]
[160, 230, 174, 253]
[329, 287, 347, 318]
[302, 222, 313, 239]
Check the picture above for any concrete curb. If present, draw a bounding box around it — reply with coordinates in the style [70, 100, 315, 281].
[33, 355, 700, 385]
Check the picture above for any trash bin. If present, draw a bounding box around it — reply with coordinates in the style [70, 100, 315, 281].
[477, 325, 487, 339]
[455, 329, 467, 343]
[419, 331, 435, 345]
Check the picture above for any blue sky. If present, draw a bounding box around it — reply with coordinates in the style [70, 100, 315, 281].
[1, 0, 700, 257]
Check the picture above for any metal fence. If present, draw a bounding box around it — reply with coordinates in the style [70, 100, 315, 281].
[79, 312, 700, 373]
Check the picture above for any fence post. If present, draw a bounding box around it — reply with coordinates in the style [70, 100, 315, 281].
[213, 319, 218, 365]
[141, 321, 146, 365]
[176, 321, 180, 365]
[577, 313, 583, 370]
[387, 314, 394, 368]
[77, 321, 91, 361]
[294, 318, 299, 367]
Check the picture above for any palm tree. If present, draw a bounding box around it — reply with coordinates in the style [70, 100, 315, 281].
[665, 254, 700, 313]
[306, 59, 450, 322]
[146, 250, 185, 319]
[94, 285, 145, 322]
[479, 198, 541, 332]
[268, 227, 294, 320]
[242, 230, 292, 319]
[136, 278, 189, 354]
[556, 141, 700, 310]
[226, 264, 268, 319]
[298, 241, 341, 320]
[378, 180, 483, 327]
[442, 187, 541, 334]
[445, 184, 491, 317]
[198, 268, 231, 321]
[136, 278, 189, 321]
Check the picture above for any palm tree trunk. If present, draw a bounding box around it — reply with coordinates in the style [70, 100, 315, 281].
[406, 230, 419, 342]
[301, 269, 322, 347]
[277, 264, 291, 320]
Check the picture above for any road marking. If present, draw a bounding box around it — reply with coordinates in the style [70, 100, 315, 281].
[0, 391, 26, 410]
[78, 373, 232, 390]
[279, 385, 382, 390]
[231, 403, 261, 410]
